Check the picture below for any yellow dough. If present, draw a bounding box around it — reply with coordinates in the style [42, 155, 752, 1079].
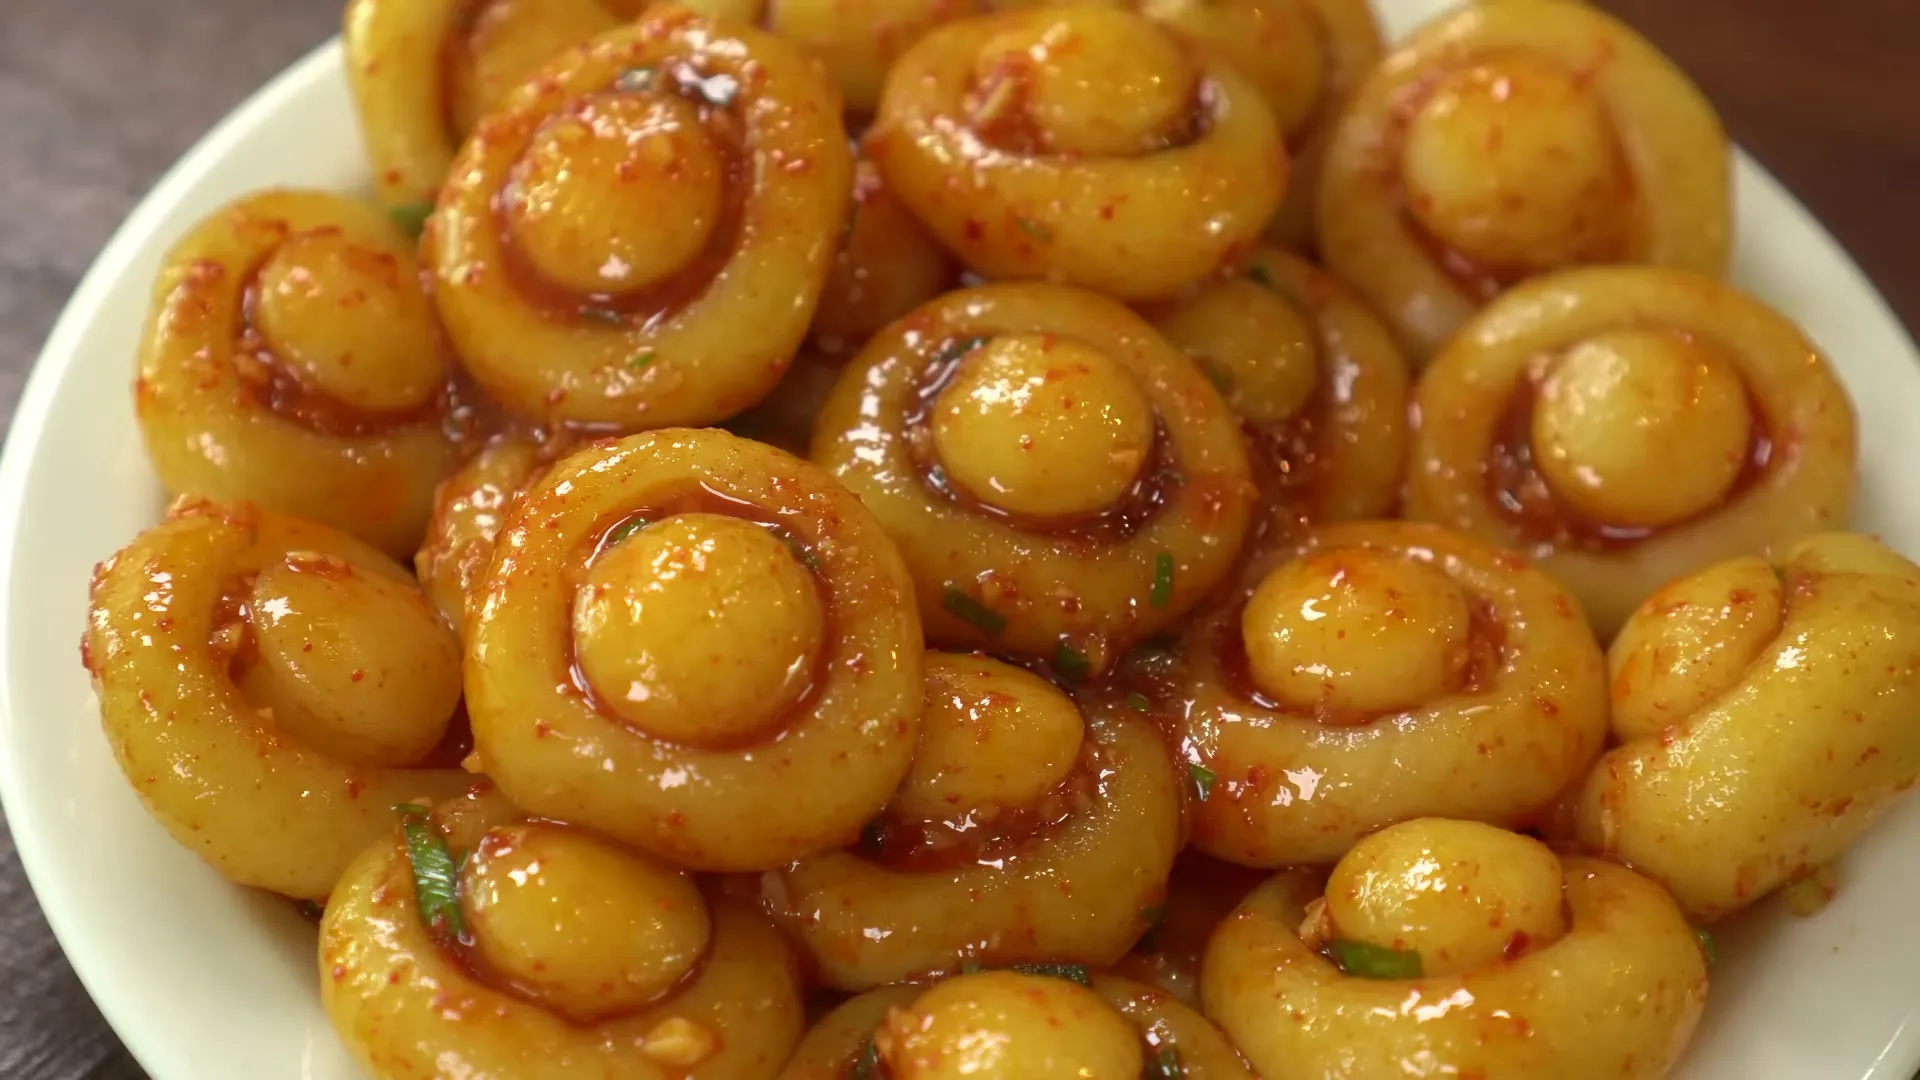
[759, 654, 1181, 989]
[343, 0, 623, 209]
[1319, 0, 1731, 361]
[1169, 520, 1608, 866]
[1203, 819, 1708, 1079]
[135, 189, 456, 556]
[869, 5, 1287, 299]
[1404, 265, 1858, 640]
[465, 428, 924, 871]
[1146, 249, 1408, 534]
[427, 5, 853, 429]
[321, 791, 804, 1078]
[84, 498, 468, 900]
[777, 973, 1252, 1078]
[1579, 533, 1920, 921]
[811, 282, 1256, 662]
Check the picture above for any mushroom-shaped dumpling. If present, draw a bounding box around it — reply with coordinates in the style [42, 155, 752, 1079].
[1203, 819, 1709, 1079]
[1319, 0, 1730, 361]
[779, 972, 1252, 1078]
[83, 498, 468, 900]
[1578, 533, 1920, 922]
[812, 283, 1256, 665]
[322, 788, 804, 1078]
[343, 0, 623, 210]
[1146, 248, 1409, 536]
[428, 5, 853, 429]
[465, 428, 925, 872]
[1404, 266, 1858, 640]
[135, 190, 458, 556]
[869, 5, 1287, 299]
[759, 653, 1181, 988]
[1169, 520, 1608, 867]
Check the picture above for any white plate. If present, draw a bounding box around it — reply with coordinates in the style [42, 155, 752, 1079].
[4, 4, 1919, 1078]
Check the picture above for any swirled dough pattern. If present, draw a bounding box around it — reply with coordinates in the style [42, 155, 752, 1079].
[466, 428, 924, 871]
[811, 282, 1256, 663]
[429, 5, 854, 429]
[681, 0, 980, 114]
[778, 972, 1252, 1078]
[321, 788, 804, 1078]
[344, 0, 624, 210]
[1320, 0, 1731, 360]
[760, 653, 1181, 988]
[1578, 533, 1920, 921]
[1147, 248, 1408, 535]
[1168, 520, 1607, 866]
[83, 497, 468, 900]
[869, 5, 1287, 300]
[1203, 819, 1709, 1079]
[1404, 265, 1858, 640]
[135, 189, 457, 557]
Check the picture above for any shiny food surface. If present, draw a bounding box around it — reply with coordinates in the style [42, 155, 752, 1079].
[43, 0, 1919, 1077]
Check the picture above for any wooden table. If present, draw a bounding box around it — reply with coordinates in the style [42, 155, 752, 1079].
[0, 0, 1914, 1075]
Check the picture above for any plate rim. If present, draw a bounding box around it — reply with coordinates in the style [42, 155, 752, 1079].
[0, 36, 348, 1080]
[3, 22, 1919, 1080]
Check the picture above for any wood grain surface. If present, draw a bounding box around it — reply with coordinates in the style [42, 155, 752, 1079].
[0, 1, 1914, 1076]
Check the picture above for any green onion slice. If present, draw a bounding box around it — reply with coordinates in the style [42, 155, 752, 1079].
[394, 803, 465, 940]
[1328, 938, 1423, 980]
[942, 588, 1006, 636]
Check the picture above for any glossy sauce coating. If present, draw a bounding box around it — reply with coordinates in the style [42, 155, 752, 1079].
[1146, 249, 1409, 534]
[1579, 533, 1920, 921]
[1319, 0, 1730, 361]
[320, 796, 805, 1079]
[134, 189, 457, 556]
[343, 0, 623, 209]
[1203, 820, 1708, 1080]
[1172, 520, 1608, 866]
[868, 6, 1287, 300]
[429, 5, 854, 429]
[1404, 265, 1858, 640]
[810, 155, 960, 356]
[415, 428, 568, 631]
[83, 498, 468, 899]
[466, 428, 924, 871]
[685, 0, 980, 114]
[760, 654, 1181, 989]
[811, 282, 1256, 661]
[776, 973, 1251, 1079]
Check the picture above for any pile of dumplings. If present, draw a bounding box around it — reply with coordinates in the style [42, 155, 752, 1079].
[81, 0, 1920, 1076]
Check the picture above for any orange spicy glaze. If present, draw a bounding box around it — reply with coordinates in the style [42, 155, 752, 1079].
[1484, 362, 1776, 552]
[489, 65, 753, 330]
[558, 483, 838, 754]
[898, 334, 1189, 546]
